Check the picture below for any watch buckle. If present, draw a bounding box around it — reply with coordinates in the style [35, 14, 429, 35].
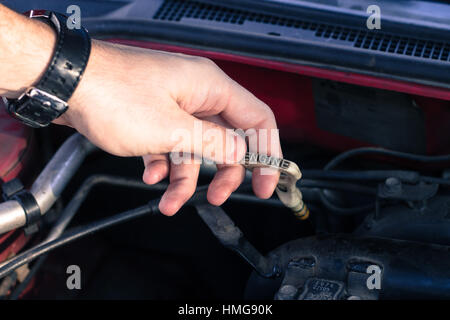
[4, 87, 69, 128]
[21, 87, 69, 111]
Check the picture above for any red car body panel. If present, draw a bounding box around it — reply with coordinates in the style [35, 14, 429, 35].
[110, 39, 450, 155]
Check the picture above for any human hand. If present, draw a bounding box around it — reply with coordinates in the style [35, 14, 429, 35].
[56, 40, 282, 215]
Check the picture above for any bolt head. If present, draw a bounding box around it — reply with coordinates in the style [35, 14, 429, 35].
[384, 177, 402, 194]
[276, 285, 298, 300]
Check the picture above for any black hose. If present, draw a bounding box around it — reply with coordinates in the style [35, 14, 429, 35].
[318, 192, 375, 215]
[303, 169, 420, 184]
[6, 147, 449, 296]
[0, 183, 214, 283]
[0, 201, 160, 280]
[316, 147, 450, 215]
[9, 175, 169, 300]
[300, 179, 377, 196]
[420, 176, 450, 186]
[306, 169, 379, 215]
[10, 172, 304, 299]
[305, 169, 450, 187]
[3, 169, 386, 298]
[325, 147, 450, 170]
[10, 141, 436, 298]
[9, 256, 46, 300]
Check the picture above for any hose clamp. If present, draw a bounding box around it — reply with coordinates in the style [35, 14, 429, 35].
[2, 179, 41, 235]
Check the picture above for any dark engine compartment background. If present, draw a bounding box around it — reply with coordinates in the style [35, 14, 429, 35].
[27, 129, 316, 299]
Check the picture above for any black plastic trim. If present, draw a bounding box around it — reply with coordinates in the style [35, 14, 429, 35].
[84, 18, 450, 90]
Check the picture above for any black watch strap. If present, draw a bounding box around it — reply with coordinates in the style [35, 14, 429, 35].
[3, 10, 91, 128]
[35, 11, 91, 102]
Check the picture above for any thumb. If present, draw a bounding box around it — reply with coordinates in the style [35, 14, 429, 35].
[168, 115, 247, 166]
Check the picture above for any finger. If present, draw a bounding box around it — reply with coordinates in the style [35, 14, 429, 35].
[168, 113, 247, 166]
[220, 81, 282, 199]
[207, 164, 245, 206]
[195, 115, 247, 205]
[158, 160, 201, 216]
[142, 154, 169, 185]
[252, 167, 280, 199]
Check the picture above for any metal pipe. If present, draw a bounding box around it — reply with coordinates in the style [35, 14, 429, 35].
[0, 133, 97, 234]
[30, 133, 97, 213]
[0, 201, 27, 233]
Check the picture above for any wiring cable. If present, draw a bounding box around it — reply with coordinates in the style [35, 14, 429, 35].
[7, 175, 299, 297]
[304, 169, 450, 187]
[325, 147, 450, 171]
[316, 147, 450, 215]
[9, 142, 450, 295]
[9, 175, 169, 299]
[0, 184, 216, 282]
[0, 200, 161, 281]
[317, 192, 376, 215]
[302, 170, 420, 184]
[3, 173, 380, 298]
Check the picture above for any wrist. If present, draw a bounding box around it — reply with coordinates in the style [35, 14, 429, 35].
[2, 8, 92, 128]
[0, 7, 56, 98]
[57, 39, 103, 126]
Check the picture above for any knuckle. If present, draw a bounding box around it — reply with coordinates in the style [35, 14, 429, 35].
[199, 56, 216, 66]
[263, 106, 276, 123]
[194, 56, 219, 71]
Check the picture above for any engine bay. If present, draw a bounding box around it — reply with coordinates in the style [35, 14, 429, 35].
[1, 69, 450, 299]
[0, 0, 449, 302]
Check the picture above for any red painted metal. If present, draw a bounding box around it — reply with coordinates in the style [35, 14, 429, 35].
[109, 39, 450, 155]
[109, 40, 450, 101]
[0, 101, 32, 182]
[0, 102, 32, 267]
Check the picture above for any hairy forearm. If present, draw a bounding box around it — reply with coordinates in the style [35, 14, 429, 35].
[0, 4, 56, 98]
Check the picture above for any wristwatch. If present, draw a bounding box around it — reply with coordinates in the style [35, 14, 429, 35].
[2, 10, 91, 128]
